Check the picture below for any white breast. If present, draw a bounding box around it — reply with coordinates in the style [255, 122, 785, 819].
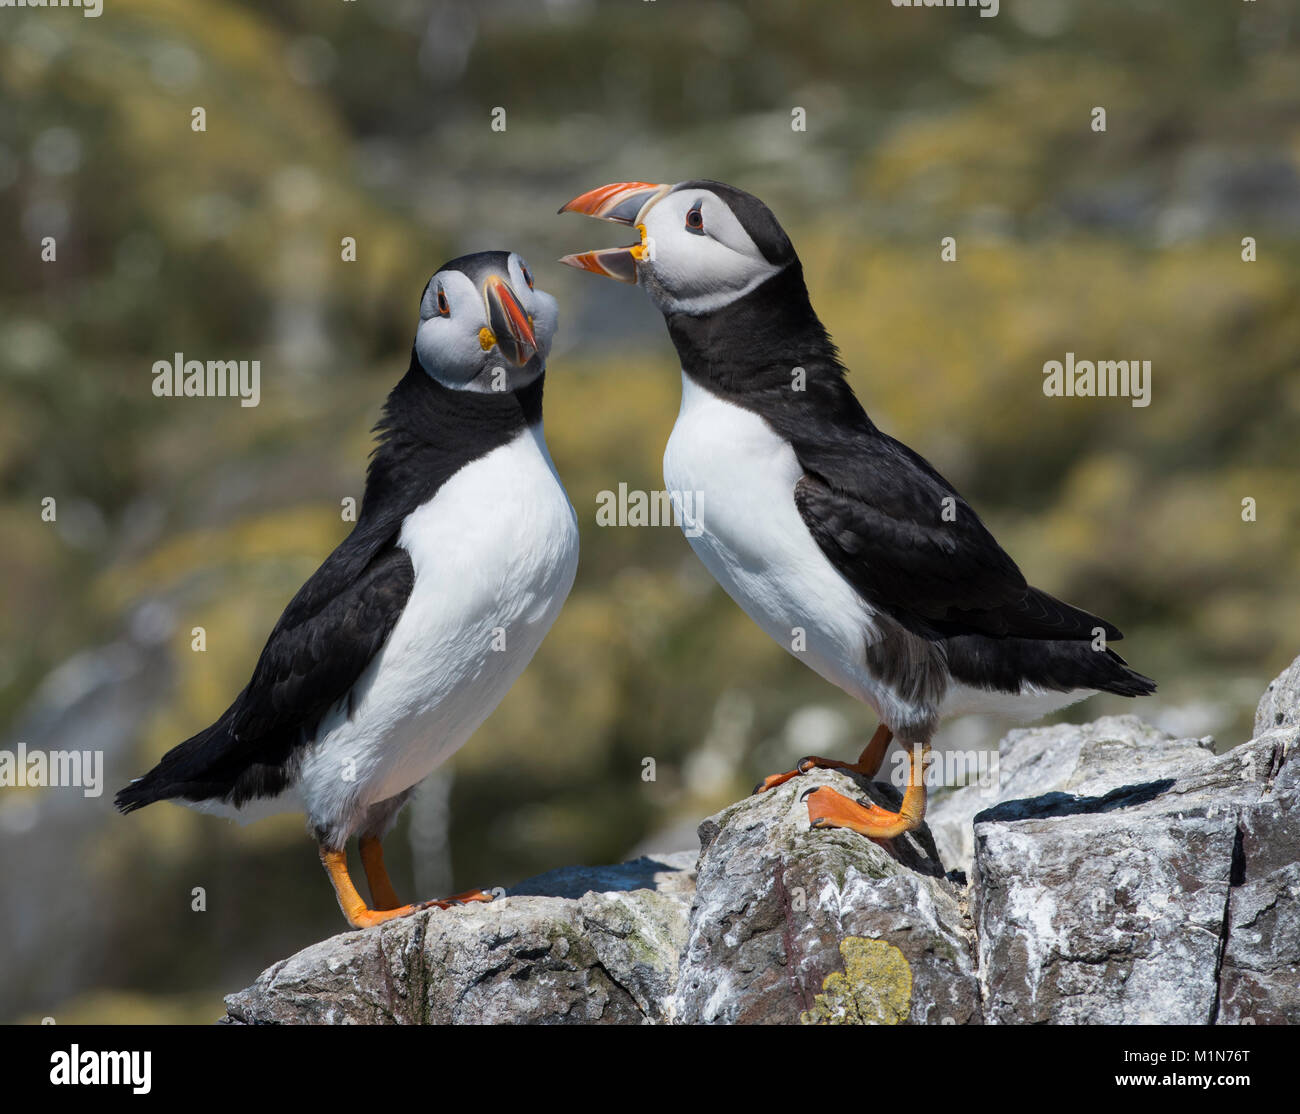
[663, 374, 887, 713]
[662, 375, 1101, 729]
[295, 423, 578, 844]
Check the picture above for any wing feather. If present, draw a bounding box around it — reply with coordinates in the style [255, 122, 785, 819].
[792, 434, 1120, 642]
[231, 543, 415, 744]
[116, 537, 415, 809]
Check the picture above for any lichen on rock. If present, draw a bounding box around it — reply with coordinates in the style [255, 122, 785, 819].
[800, 937, 913, 1025]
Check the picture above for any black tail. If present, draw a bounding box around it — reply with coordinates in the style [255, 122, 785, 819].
[114, 710, 236, 814]
[946, 633, 1157, 698]
[114, 771, 168, 814]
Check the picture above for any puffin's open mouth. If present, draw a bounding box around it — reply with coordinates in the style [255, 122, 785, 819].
[557, 181, 670, 283]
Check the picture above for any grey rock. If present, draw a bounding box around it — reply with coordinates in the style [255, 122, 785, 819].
[972, 724, 1298, 1024]
[1254, 653, 1300, 738]
[673, 772, 980, 1025]
[927, 715, 1215, 877]
[1217, 732, 1300, 1025]
[224, 854, 695, 1024]
[224, 660, 1300, 1025]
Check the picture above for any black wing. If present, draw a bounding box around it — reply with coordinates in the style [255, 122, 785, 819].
[116, 535, 414, 810]
[231, 541, 414, 744]
[792, 432, 1120, 643]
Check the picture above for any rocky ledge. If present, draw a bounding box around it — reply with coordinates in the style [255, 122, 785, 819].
[224, 656, 1300, 1025]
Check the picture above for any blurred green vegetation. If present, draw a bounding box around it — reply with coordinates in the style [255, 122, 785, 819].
[1, 0, 1297, 1023]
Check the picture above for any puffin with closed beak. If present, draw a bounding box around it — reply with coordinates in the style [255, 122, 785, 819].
[118, 251, 579, 928]
[560, 180, 1154, 844]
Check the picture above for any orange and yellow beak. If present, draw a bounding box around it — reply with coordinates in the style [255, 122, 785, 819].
[557, 181, 671, 284]
[482, 274, 537, 367]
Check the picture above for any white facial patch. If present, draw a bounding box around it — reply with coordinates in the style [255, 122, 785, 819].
[639, 189, 785, 316]
[415, 269, 490, 389]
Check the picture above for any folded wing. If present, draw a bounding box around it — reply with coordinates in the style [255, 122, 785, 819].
[792, 432, 1121, 644]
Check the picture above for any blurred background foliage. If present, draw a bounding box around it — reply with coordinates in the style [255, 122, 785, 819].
[1, 0, 1297, 1022]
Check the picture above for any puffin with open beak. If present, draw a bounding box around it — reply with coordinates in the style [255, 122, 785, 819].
[560, 180, 1154, 846]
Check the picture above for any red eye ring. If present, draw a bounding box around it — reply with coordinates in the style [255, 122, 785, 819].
[436, 287, 450, 316]
[685, 205, 704, 232]
[520, 262, 535, 290]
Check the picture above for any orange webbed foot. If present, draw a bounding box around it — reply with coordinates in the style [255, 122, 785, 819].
[801, 785, 918, 841]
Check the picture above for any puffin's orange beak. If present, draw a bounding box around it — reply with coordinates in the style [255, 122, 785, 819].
[558, 181, 671, 225]
[558, 181, 671, 284]
[483, 275, 537, 367]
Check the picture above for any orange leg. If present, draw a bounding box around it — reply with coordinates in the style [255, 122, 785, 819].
[320, 846, 422, 928]
[318, 846, 496, 929]
[803, 740, 931, 841]
[753, 723, 894, 794]
[359, 835, 402, 911]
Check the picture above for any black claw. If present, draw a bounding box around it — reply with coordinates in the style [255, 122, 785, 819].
[799, 786, 819, 803]
[751, 781, 767, 796]
[796, 757, 816, 775]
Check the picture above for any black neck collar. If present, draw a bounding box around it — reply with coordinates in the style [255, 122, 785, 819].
[360, 351, 545, 524]
[664, 264, 875, 444]
[376, 352, 545, 443]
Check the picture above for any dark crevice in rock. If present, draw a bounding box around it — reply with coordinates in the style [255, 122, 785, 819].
[1210, 820, 1247, 1026]
[589, 958, 646, 1022]
[373, 934, 402, 1023]
[513, 944, 553, 962]
[1229, 824, 1247, 887]
[1264, 740, 1286, 787]
[466, 959, 515, 987]
[407, 921, 430, 1025]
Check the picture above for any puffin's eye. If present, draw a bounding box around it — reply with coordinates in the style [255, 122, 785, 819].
[685, 204, 704, 234]
[520, 262, 535, 290]
[436, 286, 450, 316]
